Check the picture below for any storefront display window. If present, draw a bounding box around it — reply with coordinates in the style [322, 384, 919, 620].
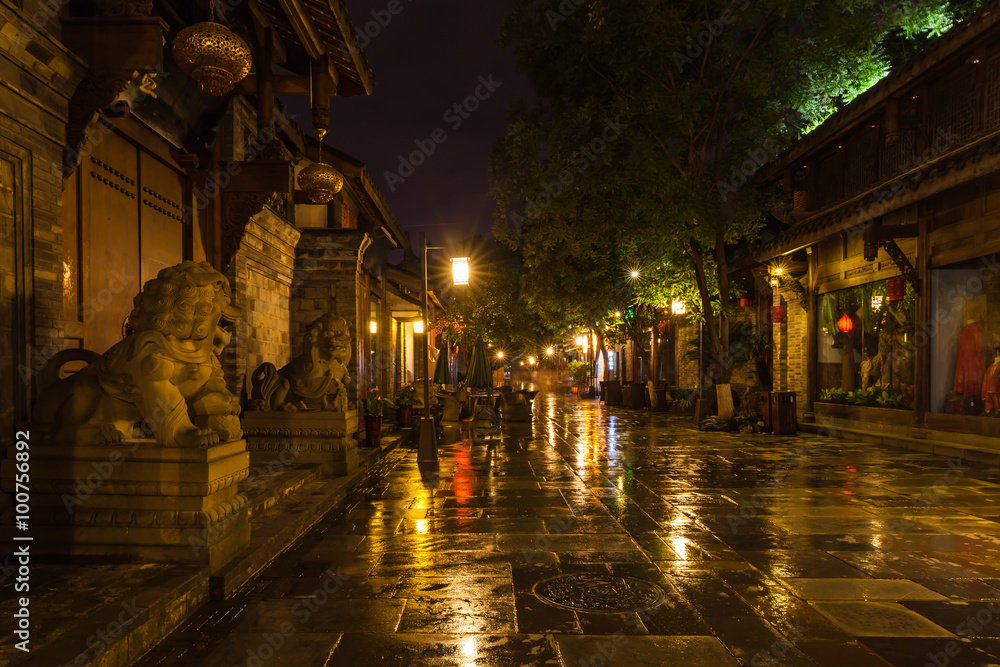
[930, 254, 1000, 416]
[817, 278, 916, 409]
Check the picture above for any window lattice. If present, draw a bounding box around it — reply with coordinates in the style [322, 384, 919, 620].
[986, 55, 1000, 130]
[935, 70, 978, 140]
[881, 128, 916, 179]
[814, 151, 844, 209]
[843, 128, 878, 196]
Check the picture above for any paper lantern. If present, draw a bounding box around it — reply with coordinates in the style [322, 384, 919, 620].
[738, 297, 751, 309]
[887, 278, 906, 302]
[770, 305, 786, 323]
[837, 313, 854, 333]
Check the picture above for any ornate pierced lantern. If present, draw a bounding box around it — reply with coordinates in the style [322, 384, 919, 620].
[297, 129, 344, 204]
[771, 305, 786, 323]
[171, 2, 252, 96]
[887, 277, 906, 302]
[837, 313, 854, 333]
[297, 163, 344, 204]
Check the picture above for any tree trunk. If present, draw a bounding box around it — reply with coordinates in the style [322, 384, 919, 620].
[596, 329, 609, 380]
[689, 242, 722, 375]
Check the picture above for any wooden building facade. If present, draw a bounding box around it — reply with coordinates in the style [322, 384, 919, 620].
[756, 5, 1000, 453]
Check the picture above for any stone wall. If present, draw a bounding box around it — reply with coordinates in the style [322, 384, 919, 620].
[772, 284, 809, 418]
[224, 209, 300, 401]
[291, 230, 366, 403]
[0, 1, 86, 442]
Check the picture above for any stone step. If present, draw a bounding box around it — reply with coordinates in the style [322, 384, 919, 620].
[799, 420, 1000, 465]
[7, 435, 404, 667]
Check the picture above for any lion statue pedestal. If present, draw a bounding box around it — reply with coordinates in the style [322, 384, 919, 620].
[0, 261, 250, 571]
[244, 313, 359, 476]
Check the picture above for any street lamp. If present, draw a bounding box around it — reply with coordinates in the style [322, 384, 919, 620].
[419, 238, 468, 465]
[413, 319, 424, 334]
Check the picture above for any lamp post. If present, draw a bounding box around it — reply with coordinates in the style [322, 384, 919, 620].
[418, 233, 469, 466]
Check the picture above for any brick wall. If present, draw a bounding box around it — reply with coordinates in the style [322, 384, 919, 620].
[773, 283, 809, 418]
[291, 230, 366, 403]
[223, 208, 300, 402]
[0, 2, 86, 441]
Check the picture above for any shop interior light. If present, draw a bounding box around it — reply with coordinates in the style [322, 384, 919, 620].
[370, 320, 377, 334]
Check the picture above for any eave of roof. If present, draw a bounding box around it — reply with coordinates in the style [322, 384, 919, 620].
[762, 2, 1000, 180]
[254, 0, 375, 96]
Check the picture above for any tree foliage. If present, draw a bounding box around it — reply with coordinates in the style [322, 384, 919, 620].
[492, 0, 979, 381]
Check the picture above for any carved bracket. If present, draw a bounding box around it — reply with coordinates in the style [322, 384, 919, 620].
[777, 275, 810, 312]
[880, 239, 920, 290]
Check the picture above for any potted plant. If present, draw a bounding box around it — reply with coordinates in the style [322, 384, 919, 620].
[568, 361, 590, 394]
[396, 383, 418, 427]
[360, 387, 394, 446]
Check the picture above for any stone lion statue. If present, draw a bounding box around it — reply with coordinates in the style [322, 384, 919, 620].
[249, 313, 352, 412]
[33, 261, 242, 447]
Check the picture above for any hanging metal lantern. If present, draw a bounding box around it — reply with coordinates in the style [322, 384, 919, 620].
[738, 296, 751, 309]
[887, 278, 906, 302]
[771, 305, 786, 323]
[297, 162, 344, 204]
[837, 313, 854, 333]
[172, 9, 252, 96]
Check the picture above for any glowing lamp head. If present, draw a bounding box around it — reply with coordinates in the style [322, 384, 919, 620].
[630, 270, 639, 279]
[496, 351, 504, 359]
[546, 347, 554, 356]
[369, 320, 377, 334]
[837, 313, 854, 333]
[528, 356, 536, 365]
[451, 257, 470, 286]
[671, 299, 686, 315]
[576, 336, 585, 346]
[413, 319, 424, 334]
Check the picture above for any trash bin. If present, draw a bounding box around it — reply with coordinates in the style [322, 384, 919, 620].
[770, 391, 797, 434]
[603, 380, 622, 406]
[759, 392, 772, 433]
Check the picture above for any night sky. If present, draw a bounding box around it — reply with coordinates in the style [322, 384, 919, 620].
[285, 0, 532, 252]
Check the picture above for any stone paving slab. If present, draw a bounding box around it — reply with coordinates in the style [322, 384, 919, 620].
[133, 393, 1000, 666]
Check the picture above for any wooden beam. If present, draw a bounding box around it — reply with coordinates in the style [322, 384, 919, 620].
[224, 162, 293, 194]
[247, 0, 288, 64]
[61, 17, 168, 72]
[276, 0, 326, 60]
[234, 75, 311, 95]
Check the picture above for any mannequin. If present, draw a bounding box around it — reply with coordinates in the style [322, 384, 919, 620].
[984, 347, 1000, 413]
[954, 318, 985, 395]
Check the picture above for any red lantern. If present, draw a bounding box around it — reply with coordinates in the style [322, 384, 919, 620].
[450, 344, 459, 355]
[887, 278, 906, 302]
[770, 305, 786, 323]
[738, 297, 751, 308]
[837, 313, 854, 333]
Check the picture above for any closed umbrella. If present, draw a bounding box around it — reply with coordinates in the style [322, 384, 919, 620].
[465, 339, 492, 390]
[433, 347, 450, 385]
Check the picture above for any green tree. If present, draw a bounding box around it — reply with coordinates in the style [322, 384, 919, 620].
[493, 0, 975, 401]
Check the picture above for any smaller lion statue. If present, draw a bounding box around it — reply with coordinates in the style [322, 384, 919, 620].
[33, 261, 242, 447]
[249, 313, 352, 412]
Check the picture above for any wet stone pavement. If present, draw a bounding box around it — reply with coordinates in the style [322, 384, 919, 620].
[137, 392, 1000, 666]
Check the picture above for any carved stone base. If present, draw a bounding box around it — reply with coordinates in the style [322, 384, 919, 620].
[242, 410, 359, 475]
[0, 439, 250, 572]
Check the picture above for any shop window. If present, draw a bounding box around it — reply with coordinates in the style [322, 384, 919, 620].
[817, 279, 916, 408]
[930, 254, 1000, 416]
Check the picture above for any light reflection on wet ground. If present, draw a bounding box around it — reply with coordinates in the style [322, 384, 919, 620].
[137, 391, 1000, 666]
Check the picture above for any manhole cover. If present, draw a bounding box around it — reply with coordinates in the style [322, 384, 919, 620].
[532, 573, 665, 613]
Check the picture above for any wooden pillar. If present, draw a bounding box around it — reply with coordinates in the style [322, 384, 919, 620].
[256, 28, 275, 131]
[914, 206, 931, 427]
[805, 247, 818, 419]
